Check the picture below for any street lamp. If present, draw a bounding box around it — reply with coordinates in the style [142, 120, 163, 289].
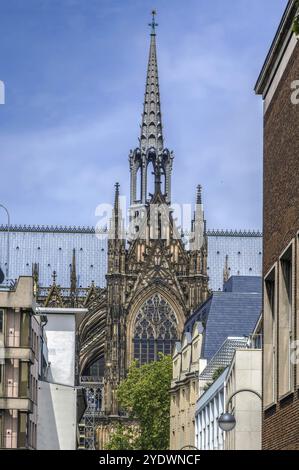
[218, 413, 236, 432]
[218, 389, 262, 432]
[0, 204, 10, 281]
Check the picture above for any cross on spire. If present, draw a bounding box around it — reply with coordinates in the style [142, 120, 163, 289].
[149, 10, 158, 35]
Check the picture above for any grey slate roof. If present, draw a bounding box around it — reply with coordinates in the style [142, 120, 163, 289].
[223, 275, 262, 293]
[185, 275, 262, 361]
[0, 226, 262, 291]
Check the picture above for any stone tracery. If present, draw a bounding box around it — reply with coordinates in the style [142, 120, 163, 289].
[133, 293, 178, 364]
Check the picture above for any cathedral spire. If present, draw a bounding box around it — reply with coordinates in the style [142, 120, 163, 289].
[129, 12, 173, 206]
[140, 10, 163, 152]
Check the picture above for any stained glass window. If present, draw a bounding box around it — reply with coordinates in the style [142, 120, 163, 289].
[133, 293, 178, 364]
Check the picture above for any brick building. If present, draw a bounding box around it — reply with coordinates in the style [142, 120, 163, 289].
[255, 0, 299, 450]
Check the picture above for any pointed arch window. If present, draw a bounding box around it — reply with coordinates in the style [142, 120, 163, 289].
[133, 293, 178, 365]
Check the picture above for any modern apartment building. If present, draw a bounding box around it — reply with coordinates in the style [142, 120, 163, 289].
[195, 346, 262, 451]
[0, 277, 86, 450]
[0, 277, 39, 449]
[255, 0, 299, 450]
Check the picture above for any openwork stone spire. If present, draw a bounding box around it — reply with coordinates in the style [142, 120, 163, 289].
[140, 10, 163, 152]
[129, 11, 174, 206]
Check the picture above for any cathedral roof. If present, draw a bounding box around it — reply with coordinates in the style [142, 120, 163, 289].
[0, 225, 262, 291]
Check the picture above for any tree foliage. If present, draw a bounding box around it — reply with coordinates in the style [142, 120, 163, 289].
[105, 424, 138, 450]
[293, 0, 299, 36]
[105, 354, 172, 450]
[203, 367, 226, 392]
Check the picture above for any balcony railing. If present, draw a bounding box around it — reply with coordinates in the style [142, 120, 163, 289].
[80, 376, 104, 384]
[0, 347, 34, 363]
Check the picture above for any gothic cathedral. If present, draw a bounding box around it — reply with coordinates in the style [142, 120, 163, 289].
[77, 13, 209, 445]
[35, 12, 209, 448]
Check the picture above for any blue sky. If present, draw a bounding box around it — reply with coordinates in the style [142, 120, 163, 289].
[0, 0, 287, 230]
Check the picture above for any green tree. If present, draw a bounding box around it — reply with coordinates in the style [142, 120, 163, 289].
[105, 424, 138, 450]
[203, 367, 226, 392]
[293, 1, 299, 36]
[105, 354, 172, 450]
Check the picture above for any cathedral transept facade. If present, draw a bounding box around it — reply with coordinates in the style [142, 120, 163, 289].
[77, 14, 209, 430]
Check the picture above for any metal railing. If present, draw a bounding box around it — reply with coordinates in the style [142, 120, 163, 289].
[80, 376, 104, 384]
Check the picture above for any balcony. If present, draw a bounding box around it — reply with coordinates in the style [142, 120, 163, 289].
[0, 347, 35, 363]
[0, 397, 33, 413]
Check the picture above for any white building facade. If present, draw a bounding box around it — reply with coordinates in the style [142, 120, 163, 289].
[35, 306, 87, 450]
[195, 347, 262, 450]
[195, 368, 227, 450]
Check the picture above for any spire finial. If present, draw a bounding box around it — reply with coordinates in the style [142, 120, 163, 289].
[114, 182, 120, 207]
[149, 10, 158, 35]
[52, 270, 57, 285]
[196, 185, 202, 205]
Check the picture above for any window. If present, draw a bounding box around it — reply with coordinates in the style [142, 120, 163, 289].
[19, 362, 30, 398]
[264, 267, 276, 406]
[0, 310, 3, 333]
[18, 412, 27, 448]
[279, 244, 294, 397]
[133, 294, 178, 365]
[0, 412, 3, 449]
[0, 310, 4, 360]
[83, 356, 105, 377]
[20, 312, 30, 348]
[0, 365, 3, 397]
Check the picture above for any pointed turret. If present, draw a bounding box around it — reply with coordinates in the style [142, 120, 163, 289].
[70, 248, 77, 293]
[32, 262, 39, 296]
[113, 182, 120, 240]
[108, 182, 126, 274]
[190, 185, 205, 251]
[223, 254, 230, 285]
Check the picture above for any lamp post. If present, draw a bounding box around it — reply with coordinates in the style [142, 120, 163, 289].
[0, 204, 10, 281]
[180, 445, 199, 450]
[218, 389, 262, 432]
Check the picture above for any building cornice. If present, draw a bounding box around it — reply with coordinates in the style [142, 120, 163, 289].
[255, 0, 297, 97]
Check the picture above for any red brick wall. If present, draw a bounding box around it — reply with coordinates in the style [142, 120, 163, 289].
[262, 40, 299, 450]
[263, 41, 299, 274]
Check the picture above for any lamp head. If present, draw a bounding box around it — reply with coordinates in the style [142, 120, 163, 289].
[218, 413, 236, 432]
